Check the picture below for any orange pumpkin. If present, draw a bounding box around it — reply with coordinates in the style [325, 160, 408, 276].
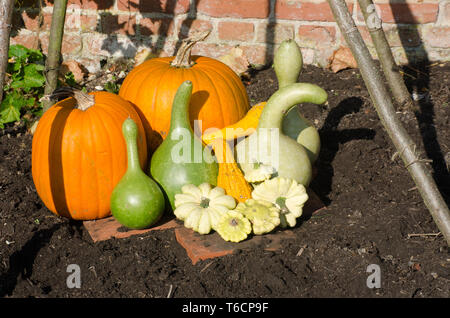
[32, 88, 147, 220]
[119, 30, 250, 151]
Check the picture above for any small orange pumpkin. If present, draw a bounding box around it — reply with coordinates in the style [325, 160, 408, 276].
[119, 30, 250, 151]
[32, 88, 147, 220]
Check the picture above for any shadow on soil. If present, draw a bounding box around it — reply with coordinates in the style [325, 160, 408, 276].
[0, 223, 63, 297]
[389, 0, 450, 204]
[313, 97, 376, 205]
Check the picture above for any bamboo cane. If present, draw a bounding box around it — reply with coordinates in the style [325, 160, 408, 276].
[43, 0, 68, 112]
[357, 0, 413, 109]
[327, 0, 450, 245]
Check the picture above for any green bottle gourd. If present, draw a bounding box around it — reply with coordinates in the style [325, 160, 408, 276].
[236, 83, 327, 187]
[275, 39, 322, 164]
[110, 118, 165, 229]
[150, 81, 219, 210]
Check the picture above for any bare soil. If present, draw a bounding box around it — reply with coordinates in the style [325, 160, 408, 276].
[0, 62, 449, 298]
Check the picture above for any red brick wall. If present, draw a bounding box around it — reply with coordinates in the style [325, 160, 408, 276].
[10, 0, 450, 73]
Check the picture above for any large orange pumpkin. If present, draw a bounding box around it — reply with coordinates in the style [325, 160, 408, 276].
[119, 30, 250, 151]
[32, 88, 147, 220]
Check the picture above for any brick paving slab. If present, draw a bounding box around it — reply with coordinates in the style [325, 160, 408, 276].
[83, 214, 181, 242]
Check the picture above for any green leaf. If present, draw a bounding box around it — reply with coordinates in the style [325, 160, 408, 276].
[0, 103, 21, 124]
[1, 91, 28, 111]
[9, 45, 30, 60]
[64, 72, 77, 87]
[26, 97, 36, 107]
[10, 80, 25, 89]
[27, 48, 44, 62]
[24, 63, 45, 88]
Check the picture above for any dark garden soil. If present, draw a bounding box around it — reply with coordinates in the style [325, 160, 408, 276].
[0, 62, 449, 298]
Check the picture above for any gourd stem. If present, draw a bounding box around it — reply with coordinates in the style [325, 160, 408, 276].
[168, 81, 193, 134]
[48, 87, 95, 111]
[258, 83, 328, 130]
[170, 30, 210, 68]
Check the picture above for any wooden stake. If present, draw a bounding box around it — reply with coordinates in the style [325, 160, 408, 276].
[0, 0, 14, 104]
[357, 0, 413, 109]
[43, 0, 68, 112]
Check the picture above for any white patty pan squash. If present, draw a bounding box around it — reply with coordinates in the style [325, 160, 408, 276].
[216, 210, 252, 242]
[174, 183, 236, 234]
[235, 199, 280, 235]
[252, 177, 308, 228]
[242, 161, 277, 183]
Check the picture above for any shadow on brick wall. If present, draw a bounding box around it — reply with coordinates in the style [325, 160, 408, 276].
[389, 0, 450, 203]
[94, 0, 198, 59]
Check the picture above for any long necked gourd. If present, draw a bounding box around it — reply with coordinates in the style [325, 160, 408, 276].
[150, 81, 219, 210]
[110, 118, 165, 229]
[235, 83, 327, 187]
[202, 39, 322, 164]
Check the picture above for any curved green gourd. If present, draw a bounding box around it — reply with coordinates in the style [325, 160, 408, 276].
[275, 39, 322, 164]
[110, 118, 165, 229]
[150, 81, 219, 210]
[236, 83, 327, 186]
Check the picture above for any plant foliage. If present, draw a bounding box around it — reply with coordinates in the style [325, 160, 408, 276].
[1, 45, 45, 128]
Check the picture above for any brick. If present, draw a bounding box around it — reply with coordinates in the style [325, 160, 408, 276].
[44, 0, 115, 10]
[100, 14, 137, 35]
[12, 10, 50, 32]
[10, 32, 40, 50]
[218, 21, 255, 42]
[298, 25, 336, 48]
[383, 25, 422, 47]
[240, 44, 269, 66]
[439, 1, 450, 26]
[59, 60, 88, 82]
[177, 19, 214, 38]
[356, 3, 438, 24]
[83, 215, 181, 242]
[175, 226, 297, 265]
[342, 24, 421, 48]
[73, 58, 101, 74]
[83, 33, 139, 58]
[189, 42, 236, 59]
[139, 18, 175, 37]
[117, 0, 190, 14]
[256, 23, 295, 44]
[80, 14, 98, 32]
[423, 26, 450, 48]
[19, 11, 40, 31]
[276, 0, 353, 21]
[40, 33, 82, 55]
[197, 0, 270, 19]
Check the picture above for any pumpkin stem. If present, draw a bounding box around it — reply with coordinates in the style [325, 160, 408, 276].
[48, 87, 95, 111]
[170, 30, 211, 68]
